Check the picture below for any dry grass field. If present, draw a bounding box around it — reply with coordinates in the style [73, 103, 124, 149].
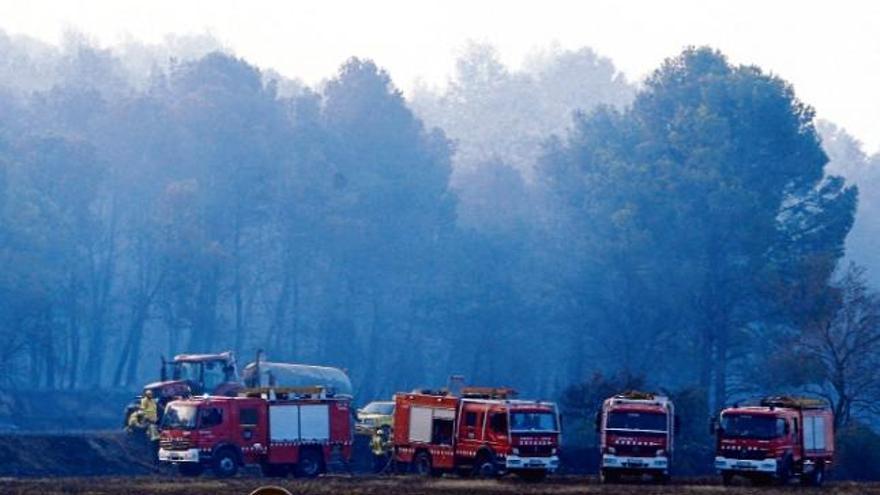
[2, 476, 879, 495]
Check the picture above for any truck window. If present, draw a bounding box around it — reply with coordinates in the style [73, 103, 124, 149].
[512, 411, 558, 432]
[202, 361, 226, 391]
[490, 413, 508, 435]
[720, 414, 784, 439]
[161, 404, 197, 430]
[240, 408, 258, 426]
[199, 407, 223, 428]
[607, 411, 665, 432]
[465, 411, 477, 427]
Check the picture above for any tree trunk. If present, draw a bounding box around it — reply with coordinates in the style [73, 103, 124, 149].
[713, 322, 729, 410]
[67, 276, 80, 389]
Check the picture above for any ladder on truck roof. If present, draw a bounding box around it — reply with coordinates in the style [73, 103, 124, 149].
[460, 387, 518, 400]
[610, 391, 671, 407]
[238, 385, 330, 400]
[760, 396, 829, 410]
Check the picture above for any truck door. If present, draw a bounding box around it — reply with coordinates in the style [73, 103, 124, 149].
[237, 403, 267, 464]
[196, 404, 226, 447]
[486, 409, 510, 453]
[459, 406, 485, 442]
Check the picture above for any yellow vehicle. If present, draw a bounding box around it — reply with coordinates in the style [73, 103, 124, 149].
[355, 401, 395, 435]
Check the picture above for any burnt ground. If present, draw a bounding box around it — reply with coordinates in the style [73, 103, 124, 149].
[2, 477, 880, 495]
[0, 432, 375, 477]
[2, 433, 878, 494]
[0, 432, 158, 477]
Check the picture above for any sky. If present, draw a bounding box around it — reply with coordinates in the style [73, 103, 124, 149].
[0, 0, 878, 153]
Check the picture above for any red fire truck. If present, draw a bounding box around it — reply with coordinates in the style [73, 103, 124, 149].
[712, 396, 834, 486]
[392, 387, 561, 480]
[157, 387, 353, 478]
[596, 391, 675, 483]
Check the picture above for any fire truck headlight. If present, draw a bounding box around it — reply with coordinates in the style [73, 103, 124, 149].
[656, 449, 666, 457]
[551, 447, 557, 455]
[606, 446, 616, 455]
[512, 448, 519, 455]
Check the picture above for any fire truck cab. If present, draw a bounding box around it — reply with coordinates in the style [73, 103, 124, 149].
[713, 396, 834, 486]
[597, 391, 675, 483]
[393, 387, 561, 480]
[158, 387, 352, 478]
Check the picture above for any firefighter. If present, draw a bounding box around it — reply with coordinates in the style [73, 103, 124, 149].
[140, 389, 158, 424]
[126, 410, 148, 433]
[371, 426, 392, 473]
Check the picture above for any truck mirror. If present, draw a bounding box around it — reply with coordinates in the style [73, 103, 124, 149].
[709, 417, 718, 435]
[674, 415, 681, 432]
[594, 410, 602, 433]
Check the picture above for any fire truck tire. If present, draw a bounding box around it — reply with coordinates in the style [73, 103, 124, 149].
[516, 470, 547, 482]
[802, 463, 825, 486]
[212, 448, 239, 478]
[776, 456, 793, 486]
[599, 468, 619, 484]
[412, 451, 434, 477]
[178, 463, 204, 477]
[295, 448, 324, 478]
[473, 452, 498, 478]
[654, 472, 670, 484]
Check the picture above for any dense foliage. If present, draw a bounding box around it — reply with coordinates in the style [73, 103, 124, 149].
[0, 35, 875, 445]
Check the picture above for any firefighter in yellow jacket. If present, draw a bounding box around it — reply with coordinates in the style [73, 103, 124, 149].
[371, 426, 392, 473]
[140, 390, 158, 424]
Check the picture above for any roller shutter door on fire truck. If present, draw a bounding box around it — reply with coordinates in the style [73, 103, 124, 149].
[803, 415, 826, 451]
[269, 404, 330, 442]
[408, 406, 455, 443]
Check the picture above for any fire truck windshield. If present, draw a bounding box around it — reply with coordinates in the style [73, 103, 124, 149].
[607, 411, 667, 432]
[510, 411, 557, 432]
[720, 414, 785, 439]
[161, 404, 198, 430]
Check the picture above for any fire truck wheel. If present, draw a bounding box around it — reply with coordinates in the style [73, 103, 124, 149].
[721, 472, 734, 486]
[178, 463, 204, 477]
[654, 472, 670, 484]
[412, 451, 433, 477]
[516, 470, 547, 482]
[212, 448, 239, 478]
[473, 453, 497, 478]
[803, 463, 825, 487]
[776, 456, 793, 486]
[599, 468, 619, 484]
[295, 448, 324, 478]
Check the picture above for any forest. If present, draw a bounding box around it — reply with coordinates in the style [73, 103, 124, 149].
[0, 32, 879, 466]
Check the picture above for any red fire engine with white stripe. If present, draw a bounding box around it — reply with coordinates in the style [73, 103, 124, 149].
[392, 387, 561, 480]
[712, 396, 834, 486]
[157, 386, 352, 478]
[597, 391, 675, 483]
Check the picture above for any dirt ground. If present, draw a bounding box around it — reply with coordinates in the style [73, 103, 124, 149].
[2, 476, 879, 495]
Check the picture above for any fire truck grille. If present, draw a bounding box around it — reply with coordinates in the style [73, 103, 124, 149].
[615, 444, 653, 456]
[160, 439, 192, 450]
[518, 445, 554, 457]
[723, 447, 768, 460]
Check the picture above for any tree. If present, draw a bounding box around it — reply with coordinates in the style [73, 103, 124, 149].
[801, 263, 880, 427]
[818, 121, 880, 284]
[539, 47, 856, 408]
